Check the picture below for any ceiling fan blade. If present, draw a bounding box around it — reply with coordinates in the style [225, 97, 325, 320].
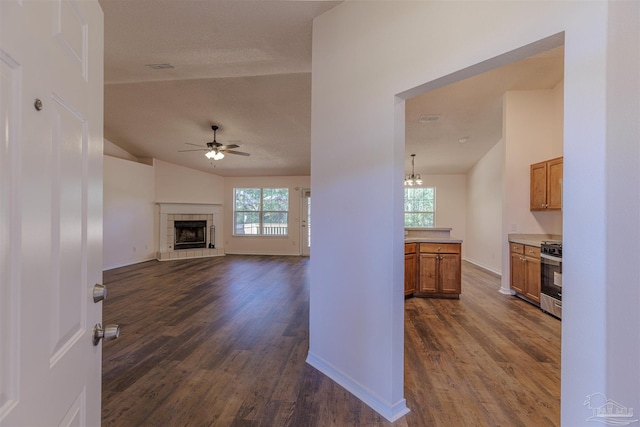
[185, 142, 207, 148]
[222, 149, 250, 156]
[178, 148, 209, 152]
[217, 144, 239, 150]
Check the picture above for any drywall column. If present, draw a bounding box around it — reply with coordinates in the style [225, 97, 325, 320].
[309, 2, 638, 425]
[307, 5, 409, 420]
[603, 0, 640, 414]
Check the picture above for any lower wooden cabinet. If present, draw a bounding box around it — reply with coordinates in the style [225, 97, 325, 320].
[404, 244, 417, 295]
[510, 242, 541, 304]
[417, 243, 461, 298]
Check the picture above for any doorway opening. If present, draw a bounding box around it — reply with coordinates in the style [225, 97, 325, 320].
[398, 32, 565, 422]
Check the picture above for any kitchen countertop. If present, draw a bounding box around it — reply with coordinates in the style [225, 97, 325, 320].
[405, 238, 463, 244]
[508, 233, 562, 247]
[405, 227, 452, 231]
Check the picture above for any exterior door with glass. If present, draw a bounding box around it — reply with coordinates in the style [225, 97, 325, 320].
[301, 189, 310, 256]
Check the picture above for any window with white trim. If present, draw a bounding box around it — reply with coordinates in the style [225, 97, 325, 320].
[234, 188, 289, 236]
[404, 187, 435, 227]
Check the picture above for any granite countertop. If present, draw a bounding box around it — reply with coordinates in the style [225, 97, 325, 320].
[508, 233, 562, 247]
[405, 238, 463, 244]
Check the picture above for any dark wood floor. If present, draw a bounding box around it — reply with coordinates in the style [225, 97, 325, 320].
[102, 256, 560, 426]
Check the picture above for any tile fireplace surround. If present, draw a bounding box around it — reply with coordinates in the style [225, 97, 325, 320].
[157, 203, 224, 261]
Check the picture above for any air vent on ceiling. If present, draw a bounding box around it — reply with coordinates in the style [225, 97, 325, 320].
[419, 114, 440, 123]
[145, 63, 175, 70]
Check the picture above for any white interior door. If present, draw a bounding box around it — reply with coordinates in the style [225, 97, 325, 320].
[301, 189, 310, 256]
[1, 0, 104, 425]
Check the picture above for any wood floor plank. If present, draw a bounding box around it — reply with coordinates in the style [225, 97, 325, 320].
[102, 256, 560, 426]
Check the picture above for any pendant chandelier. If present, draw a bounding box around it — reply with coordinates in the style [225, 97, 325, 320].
[404, 154, 423, 186]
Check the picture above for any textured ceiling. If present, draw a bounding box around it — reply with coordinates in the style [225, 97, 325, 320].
[101, 0, 340, 177]
[406, 46, 564, 175]
[101, 1, 564, 177]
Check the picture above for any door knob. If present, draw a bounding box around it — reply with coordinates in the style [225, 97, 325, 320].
[93, 284, 107, 302]
[93, 323, 120, 346]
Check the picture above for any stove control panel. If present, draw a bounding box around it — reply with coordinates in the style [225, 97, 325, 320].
[541, 242, 562, 258]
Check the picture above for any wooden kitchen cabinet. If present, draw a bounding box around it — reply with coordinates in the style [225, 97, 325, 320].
[530, 157, 563, 211]
[404, 243, 417, 296]
[510, 242, 541, 305]
[417, 242, 461, 298]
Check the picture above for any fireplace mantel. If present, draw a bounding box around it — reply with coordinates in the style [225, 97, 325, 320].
[157, 203, 224, 261]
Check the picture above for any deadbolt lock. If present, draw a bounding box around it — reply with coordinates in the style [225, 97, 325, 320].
[93, 283, 107, 303]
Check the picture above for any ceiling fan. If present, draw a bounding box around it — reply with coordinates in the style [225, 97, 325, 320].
[179, 125, 250, 160]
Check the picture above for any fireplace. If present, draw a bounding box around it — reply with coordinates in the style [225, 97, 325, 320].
[174, 220, 207, 250]
[157, 203, 223, 261]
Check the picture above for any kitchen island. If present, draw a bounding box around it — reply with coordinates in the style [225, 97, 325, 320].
[405, 238, 463, 298]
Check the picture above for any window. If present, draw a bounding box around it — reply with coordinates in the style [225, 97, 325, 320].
[404, 187, 435, 227]
[234, 188, 289, 235]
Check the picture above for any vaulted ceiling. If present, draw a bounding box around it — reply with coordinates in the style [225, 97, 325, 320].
[100, 1, 564, 177]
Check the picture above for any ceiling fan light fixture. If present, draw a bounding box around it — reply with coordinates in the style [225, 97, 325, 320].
[179, 123, 249, 160]
[206, 150, 225, 160]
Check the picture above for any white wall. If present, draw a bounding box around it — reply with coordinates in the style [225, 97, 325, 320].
[602, 0, 639, 409]
[310, 1, 639, 424]
[103, 155, 156, 270]
[466, 139, 504, 275]
[501, 86, 564, 290]
[418, 174, 466, 239]
[154, 159, 224, 204]
[105, 158, 308, 265]
[504, 87, 564, 235]
[104, 138, 139, 162]
[223, 176, 310, 255]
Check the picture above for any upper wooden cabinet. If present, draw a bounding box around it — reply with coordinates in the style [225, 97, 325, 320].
[530, 157, 563, 211]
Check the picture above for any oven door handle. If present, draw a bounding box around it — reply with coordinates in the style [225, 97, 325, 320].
[540, 253, 562, 262]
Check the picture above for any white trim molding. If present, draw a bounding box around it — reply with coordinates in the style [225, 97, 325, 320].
[305, 351, 411, 422]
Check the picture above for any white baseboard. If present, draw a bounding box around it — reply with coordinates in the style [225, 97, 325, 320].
[223, 250, 301, 256]
[463, 258, 502, 277]
[305, 351, 410, 422]
[499, 286, 515, 295]
[103, 256, 156, 271]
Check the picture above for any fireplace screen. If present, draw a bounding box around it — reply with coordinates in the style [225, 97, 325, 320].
[174, 220, 207, 250]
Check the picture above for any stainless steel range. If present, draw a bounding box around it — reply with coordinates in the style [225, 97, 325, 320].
[540, 241, 562, 319]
